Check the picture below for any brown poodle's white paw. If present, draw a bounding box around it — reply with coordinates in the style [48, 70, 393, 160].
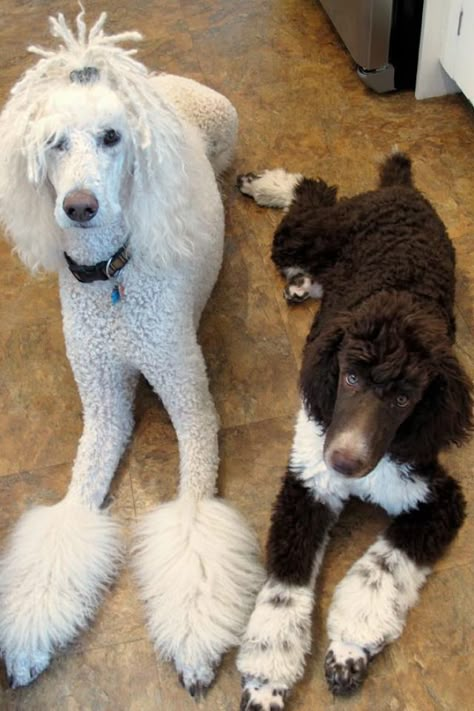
[237, 172, 262, 196]
[284, 273, 312, 304]
[240, 677, 289, 711]
[236, 169, 303, 208]
[283, 273, 324, 304]
[324, 641, 369, 696]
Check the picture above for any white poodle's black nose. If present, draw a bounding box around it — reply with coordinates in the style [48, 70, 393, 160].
[63, 190, 99, 222]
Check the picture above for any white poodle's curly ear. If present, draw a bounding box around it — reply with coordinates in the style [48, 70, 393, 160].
[0, 97, 63, 273]
[122, 98, 210, 269]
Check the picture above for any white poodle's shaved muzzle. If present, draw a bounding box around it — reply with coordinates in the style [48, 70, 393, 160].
[42, 85, 130, 230]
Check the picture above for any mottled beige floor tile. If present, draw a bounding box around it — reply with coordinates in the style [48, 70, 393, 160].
[200, 198, 300, 427]
[0, 638, 161, 711]
[0, 459, 134, 546]
[0, 315, 82, 476]
[155, 649, 242, 711]
[72, 564, 146, 656]
[417, 653, 474, 710]
[290, 659, 438, 711]
[129, 403, 295, 523]
[217, 414, 296, 543]
[0, 234, 84, 478]
[396, 563, 474, 664]
[226, 186, 320, 365]
[0, 465, 65, 540]
[126, 380, 180, 512]
[189, 0, 350, 96]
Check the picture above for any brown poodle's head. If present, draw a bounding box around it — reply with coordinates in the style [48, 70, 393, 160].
[301, 292, 473, 477]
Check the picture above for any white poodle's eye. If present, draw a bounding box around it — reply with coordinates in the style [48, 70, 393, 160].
[396, 394, 410, 408]
[102, 129, 121, 147]
[49, 137, 68, 152]
[345, 372, 358, 386]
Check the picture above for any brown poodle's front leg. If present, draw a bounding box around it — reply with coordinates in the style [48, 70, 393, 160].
[325, 472, 465, 695]
[237, 408, 348, 711]
[238, 472, 338, 711]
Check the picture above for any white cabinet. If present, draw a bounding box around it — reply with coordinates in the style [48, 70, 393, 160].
[442, 0, 474, 104]
[415, 0, 459, 100]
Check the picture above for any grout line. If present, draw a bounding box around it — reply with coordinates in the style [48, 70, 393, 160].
[218, 411, 297, 435]
[0, 457, 75, 481]
[69, 634, 148, 656]
[431, 557, 474, 576]
[128, 469, 138, 519]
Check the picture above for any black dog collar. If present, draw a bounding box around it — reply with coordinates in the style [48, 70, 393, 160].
[64, 243, 130, 284]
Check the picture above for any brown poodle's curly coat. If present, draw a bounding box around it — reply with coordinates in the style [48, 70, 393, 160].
[236, 154, 473, 706]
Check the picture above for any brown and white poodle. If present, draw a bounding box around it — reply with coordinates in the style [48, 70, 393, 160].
[235, 154, 473, 710]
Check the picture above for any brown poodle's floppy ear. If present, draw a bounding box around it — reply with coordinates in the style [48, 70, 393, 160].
[300, 315, 347, 426]
[395, 348, 474, 463]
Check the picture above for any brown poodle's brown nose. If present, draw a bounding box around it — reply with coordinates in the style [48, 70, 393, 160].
[330, 449, 364, 477]
[63, 190, 99, 223]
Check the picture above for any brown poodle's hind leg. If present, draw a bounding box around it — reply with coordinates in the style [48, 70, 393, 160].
[237, 169, 304, 209]
[272, 177, 339, 302]
[283, 268, 323, 304]
[237, 170, 338, 304]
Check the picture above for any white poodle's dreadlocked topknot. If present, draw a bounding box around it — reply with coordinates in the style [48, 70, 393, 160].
[28, 9, 143, 60]
[11, 8, 153, 151]
[0, 8, 202, 272]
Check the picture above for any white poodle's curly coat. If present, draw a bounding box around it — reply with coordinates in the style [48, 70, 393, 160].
[0, 10, 263, 691]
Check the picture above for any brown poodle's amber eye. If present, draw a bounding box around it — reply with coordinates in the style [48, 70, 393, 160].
[103, 129, 121, 147]
[396, 394, 410, 408]
[345, 372, 358, 386]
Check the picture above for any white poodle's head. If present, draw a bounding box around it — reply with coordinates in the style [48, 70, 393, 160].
[41, 82, 131, 233]
[0, 10, 197, 272]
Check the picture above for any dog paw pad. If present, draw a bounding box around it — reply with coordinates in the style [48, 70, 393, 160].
[5, 651, 51, 689]
[177, 663, 215, 700]
[178, 672, 211, 700]
[284, 284, 310, 303]
[240, 677, 288, 711]
[237, 172, 261, 195]
[324, 642, 369, 696]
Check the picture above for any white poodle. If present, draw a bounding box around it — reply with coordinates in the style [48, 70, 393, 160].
[0, 10, 263, 693]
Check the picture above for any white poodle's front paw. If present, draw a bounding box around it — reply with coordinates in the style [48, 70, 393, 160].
[0, 499, 123, 687]
[5, 649, 51, 689]
[134, 496, 264, 698]
[240, 677, 288, 711]
[176, 660, 216, 700]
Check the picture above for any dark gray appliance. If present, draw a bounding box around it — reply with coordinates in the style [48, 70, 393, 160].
[319, 0, 424, 92]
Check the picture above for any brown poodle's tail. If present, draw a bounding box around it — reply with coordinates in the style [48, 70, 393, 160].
[379, 152, 413, 188]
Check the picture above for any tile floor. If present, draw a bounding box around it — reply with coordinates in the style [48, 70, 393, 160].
[0, 1, 473, 709]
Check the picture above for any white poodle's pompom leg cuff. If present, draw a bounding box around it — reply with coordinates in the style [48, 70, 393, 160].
[0, 499, 123, 688]
[133, 496, 264, 695]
